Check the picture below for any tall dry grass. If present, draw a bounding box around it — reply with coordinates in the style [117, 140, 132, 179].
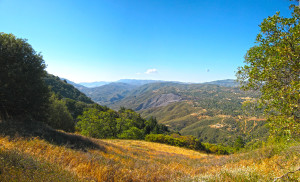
[0, 120, 299, 181]
[0, 134, 299, 181]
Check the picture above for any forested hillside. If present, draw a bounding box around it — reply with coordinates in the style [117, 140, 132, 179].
[45, 74, 93, 104]
[44, 74, 169, 140]
[73, 80, 266, 145]
[79, 82, 138, 106]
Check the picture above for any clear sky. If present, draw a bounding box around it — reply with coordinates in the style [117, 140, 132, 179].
[0, 0, 296, 83]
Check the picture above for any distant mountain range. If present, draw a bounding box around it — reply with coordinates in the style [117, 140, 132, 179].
[75, 79, 165, 88]
[66, 78, 239, 88]
[61, 78, 266, 144]
[202, 79, 240, 87]
[78, 81, 110, 88]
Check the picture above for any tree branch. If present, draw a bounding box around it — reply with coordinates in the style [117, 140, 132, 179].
[273, 167, 300, 181]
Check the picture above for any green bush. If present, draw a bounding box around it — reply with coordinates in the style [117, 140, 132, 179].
[47, 94, 74, 132]
[118, 127, 144, 139]
[76, 107, 169, 139]
[202, 143, 233, 155]
[145, 134, 205, 151]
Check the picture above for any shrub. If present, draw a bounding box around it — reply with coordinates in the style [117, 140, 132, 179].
[145, 134, 205, 152]
[47, 94, 74, 132]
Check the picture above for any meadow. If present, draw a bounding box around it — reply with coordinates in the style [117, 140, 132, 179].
[0, 121, 299, 182]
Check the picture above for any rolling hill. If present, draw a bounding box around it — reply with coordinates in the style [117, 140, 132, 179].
[45, 74, 93, 104]
[67, 79, 267, 145]
[78, 82, 138, 106]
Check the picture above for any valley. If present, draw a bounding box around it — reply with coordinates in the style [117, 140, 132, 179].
[1, 2, 299, 180]
[67, 79, 267, 145]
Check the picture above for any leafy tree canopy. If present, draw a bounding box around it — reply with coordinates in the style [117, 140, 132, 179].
[237, 5, 300, 139]
[0, 33, 49, 121]
[47, 94, 74, 132]
[76, 107, 169, 139]
[44, 74, 93, 104]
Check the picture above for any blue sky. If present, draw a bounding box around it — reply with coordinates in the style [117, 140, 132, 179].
[0, 0, 295, 83]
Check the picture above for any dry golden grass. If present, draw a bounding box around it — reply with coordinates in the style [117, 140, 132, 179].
[0, 124, 299, 181]
[1, 136, 299, 181]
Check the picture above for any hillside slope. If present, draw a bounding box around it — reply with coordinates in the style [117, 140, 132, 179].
[80, 82, 138, 106]
[45, 74, 93, 104]
[0, 121, 299, 181]
[111, 83, 266, 145]
[73, 80, 267, 145]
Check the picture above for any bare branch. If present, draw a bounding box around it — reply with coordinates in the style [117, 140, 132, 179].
[273, 167, 300, 181]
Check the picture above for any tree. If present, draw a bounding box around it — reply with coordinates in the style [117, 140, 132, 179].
[234, 136, 245, 150]
[236, 5, 300, 139]
[76, 108, 119, 138]
[0, 33, 49, 121]
[76, 107, 169, 139]
[47, 94, 74, 132]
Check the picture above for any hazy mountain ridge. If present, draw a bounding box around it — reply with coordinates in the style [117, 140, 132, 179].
[80, 82, 138, 106]
[67, 78, 239, 88]
[116, 79, 165, 85]
[203, 79, 239, 87]
[75, 79, 168, 88]
[79, 81, 111, 88]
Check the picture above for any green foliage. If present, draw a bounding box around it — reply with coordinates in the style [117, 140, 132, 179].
[202, 143, 233, 155]
[234, 136, 245, 150]
[44, 74, 93, 104]
[44, 74, 103, 132]
[0, 33, 49, 121]
[118, 127, 144, 139]
[180, 117, 267, 145]
[145, 133, 206, 151]
[76, 107, 168, 139]
[47, 94, 74, 132]
[64, 98, 88, 120]
[237, 5, 300, 139]
[79, 80, 266, 146]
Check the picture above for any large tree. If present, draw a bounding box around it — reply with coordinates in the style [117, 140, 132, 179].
[0, 33, 49, 121]
[236, 5, 299, 139]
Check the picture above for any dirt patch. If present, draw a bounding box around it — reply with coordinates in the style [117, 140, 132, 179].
[209, 123, 224, 128]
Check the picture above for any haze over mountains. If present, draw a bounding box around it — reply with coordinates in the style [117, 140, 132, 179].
[67, 78, 239, 88]
[75, 79, 168, 88]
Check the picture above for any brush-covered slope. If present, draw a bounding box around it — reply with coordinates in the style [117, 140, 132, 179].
[81, 82, 138, 106]
[106, 82, 259, 115]
[44, 74, 93, 104]
[112, 83, 266, 145]
[139, 102, 268, 145]
[0, 120, 299, 182]
[76, 80, 267, 145]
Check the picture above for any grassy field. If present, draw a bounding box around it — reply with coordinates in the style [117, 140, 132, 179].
[0, 121, 299, 181]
